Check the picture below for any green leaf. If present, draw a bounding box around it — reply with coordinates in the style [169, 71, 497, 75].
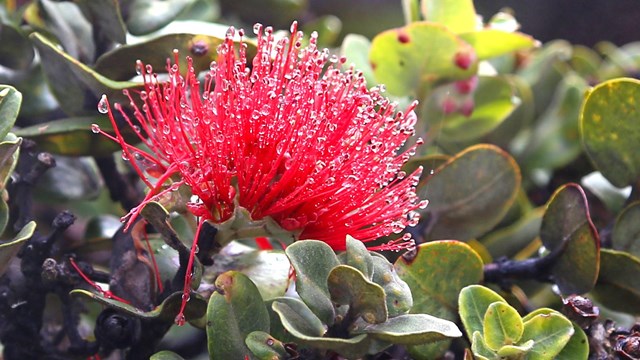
[421, 144, 521, 240]
[207, 271, 270, 360]
[340, 34, 376, 86]
[354, 313, 462, 345]
[459, 30, 537, 60]
[340, 235, 374, 279]
[77, 0, 126, 43]
[613, 201, 640, 258]
[421, 0, 477, 34]
[371, 255, 413, 317]
[0, 221, 36, 277]
[149, 350, 185, 360]
[94, 33, 233, 81]
[71, 289, 207, 323]
[0, 23, 35, 70]
[396, 241, 484, 322]
[271, 297, 325, 338]
[36, 156, 102, 201]
[427, 76, 519, 143]
[482, 302, 523, 350]
[540, 183, 600, 295]
[0, 86, 22, 140]
[592, 249, 640, 314]
[580, 78, 640, 187]
[125, 0, 196, 35]
[245, 331, 288, 360]
[13, 117, 123, 156]
[285, 240, 340, 325]
[496, 340, 534, 357]
[369, 22, 476, 96]
[481, 207, 543, 259]
[0, 134, 21, 190]
[520, 311, 574, 360]
[523, 308, 589, 360]
[29, 32, 137, 116]
[471, 331, 496, 359]
[401, 0, 421, 24]
[272, 297, 372, 358]
[327, 265, 387, 324]
[458, 285, 507, 340]
[519, 73, 588, 171]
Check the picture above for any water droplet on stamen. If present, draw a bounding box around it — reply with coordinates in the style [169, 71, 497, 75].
[91, 124, 101, 133]
[97, 94, 109, 114]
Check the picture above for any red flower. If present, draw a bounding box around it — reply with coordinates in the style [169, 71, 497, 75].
[95, 22, 426, 324]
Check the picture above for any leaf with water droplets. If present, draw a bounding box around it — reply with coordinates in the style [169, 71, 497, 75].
[421, 144, 521, 241]
[581, 78, 640, 187]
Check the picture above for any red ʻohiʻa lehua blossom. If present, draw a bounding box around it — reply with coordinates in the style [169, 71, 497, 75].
[93, 22, 427, 325]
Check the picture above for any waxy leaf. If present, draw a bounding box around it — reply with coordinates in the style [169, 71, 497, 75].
[13, 117, 122, 156]
[523, 309, 589, 360]
[207, 271, 270, 360]
[272, 297, 372, 359]
[370, 22, 476, 96]
[0, 134, 21, 191]
[459, 30, 537, 60]
[396, 241, 483, 321]
[421, 0, 477, 34]
[613, 201, 640, 258]
[592, 249, 640, 314]
[481, 207, 543, 259]
[458, 285, 506, 340]
[77, 0, 127, 43]
[496, 340, 534, 357]
[285, 240, 340, 325]
[29, 33, 137, 116]
[327, 265, 387, 324]
[71, 290, 207, 323]
[94, 33, 228, 81]
[0, 86, 22, 140]
[520, 311, 574, 360]
[581, 78, 640, 187]
[0, 221, 36, 277]
[421, 145, 521, 240]
[0, 23, 35, 70]
[471, 331, 495, 360]
[540, 183, 600, 295]
[245, 331, 288, 360]
[354, 313, 462, 345]
[483, 302, 523, 350]
[150, 350, 185, 360]
[125, 0, 197, 35]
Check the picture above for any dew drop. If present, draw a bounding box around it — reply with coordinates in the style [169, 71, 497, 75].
[253, 23, 263, 35]
[135, 60, 143, 75]
[97, 94, 109, 114]
[91, 124, 101, 133]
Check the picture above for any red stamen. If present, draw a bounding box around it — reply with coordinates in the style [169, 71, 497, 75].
[175, 218, 206, 325]
[69, 257, 131, 305]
